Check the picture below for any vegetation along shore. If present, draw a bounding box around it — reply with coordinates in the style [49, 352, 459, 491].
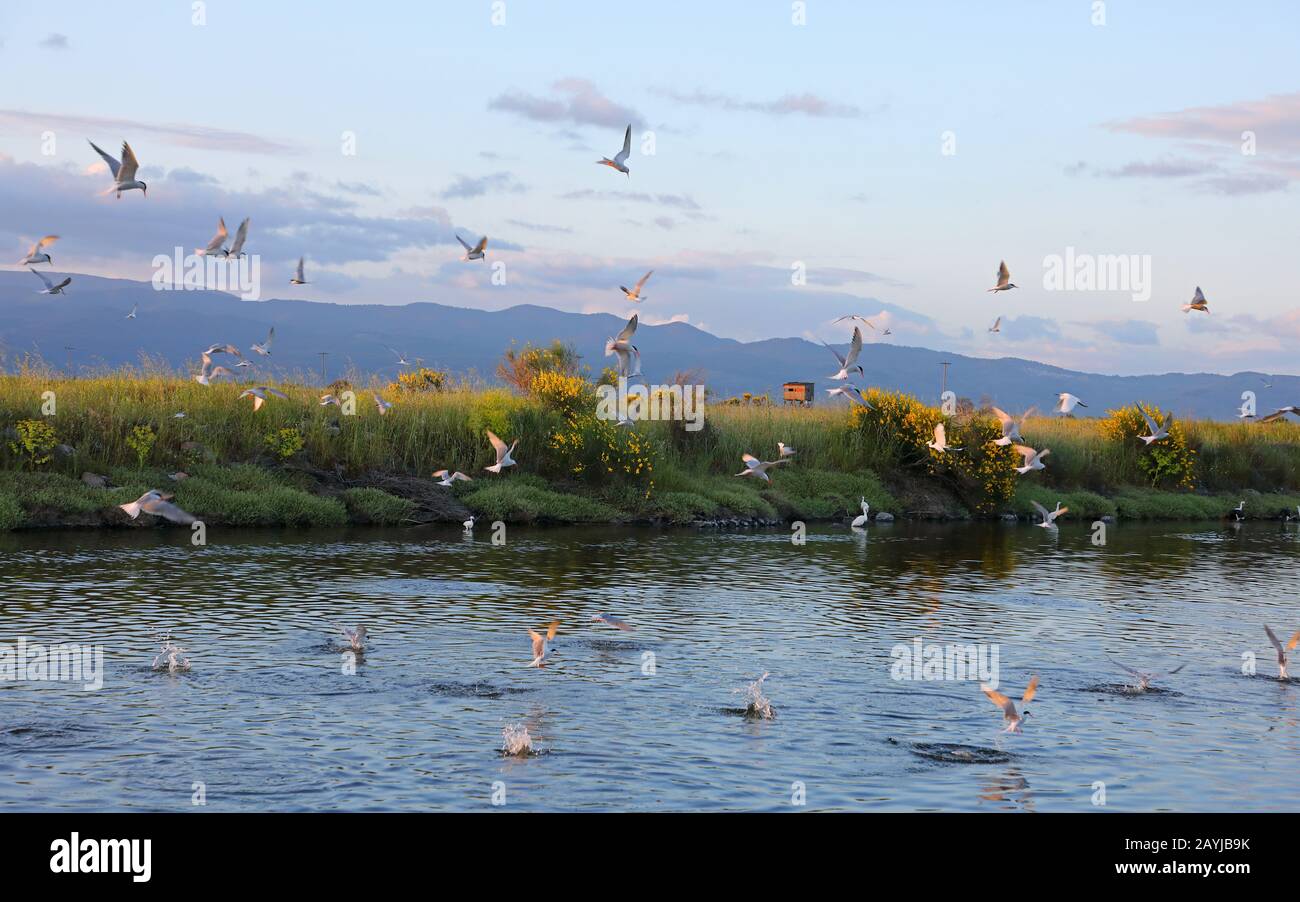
[1, 355, 1297, 531]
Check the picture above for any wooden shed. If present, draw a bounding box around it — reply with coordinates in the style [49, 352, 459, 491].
[782, 382, 814, 406]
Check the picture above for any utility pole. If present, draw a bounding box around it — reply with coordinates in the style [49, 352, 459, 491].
[318, 351, 329, 385]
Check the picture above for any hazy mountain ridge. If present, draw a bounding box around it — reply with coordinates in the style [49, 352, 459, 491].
[0, 271, 1292, 419]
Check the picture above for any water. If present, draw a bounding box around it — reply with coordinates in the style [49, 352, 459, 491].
[1, 521, 1297, 811]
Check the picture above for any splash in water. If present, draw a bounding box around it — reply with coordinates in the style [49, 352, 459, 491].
[501, 723, 534, 756]
[735, 671, 775, 720]
[151, 633, 191, 674]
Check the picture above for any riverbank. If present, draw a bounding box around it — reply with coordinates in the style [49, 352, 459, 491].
[1, 371, 1297, 530]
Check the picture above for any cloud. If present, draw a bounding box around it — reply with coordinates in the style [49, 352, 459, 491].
[655, 88, 870, 119]
[488, 78, 644, 129]
[560, 188, 702, 213]
[0, 109, 300, 155]
[1082, 319, 1160, 346]
[440, 171, 528, 199]
[1105, 157, 1218, 178]
[39, 33, 69, 50]
[505, 219, 573, 234]
[336, 180, 383, 197]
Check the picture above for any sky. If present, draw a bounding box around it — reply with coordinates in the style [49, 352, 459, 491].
[0, 0, 1297, 376]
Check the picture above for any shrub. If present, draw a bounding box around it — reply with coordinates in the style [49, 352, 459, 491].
[264, 427, 305, 461]
[387, 367, 448, 394]
[1101, 404, 1196, 490]
[8, 419, 58, 468]
[497, 340, 583, 393]
[342, 487, 414, 524]
[125, 424, 157, 469]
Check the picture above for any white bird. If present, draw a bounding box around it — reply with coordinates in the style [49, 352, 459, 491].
[823, 327, 864, 380]
[620, 270, 653, 302]
[1138, 408, 1172, 444]
[250, 327, 274, 357]
[456, 234, 487, 261]
[592, 612, 633, 631]
[1013, 444, 1050, 474]
[373, 394, 393, 415]
[735, 452, 788, 483]
[1181, 286, 1209, 313]
[203, 343, 242, 358]
[29, 268, 70, 295]
[1031, 500, 1068, 529]
[825, 384, 873, 408]
[604, 313, 642, 378]
[226, 217, 250, 258]
[290, 256, 309, 284]
[990, 407, 1032, 446]
[981, 675, 1038, 732]
[485, 429, 518, 473]
[432, 469, 472, 487]
[528, 621, 559, 667]
[851, 497, 870, 528]
[1231, 500, 1245, 521]
[777, 442, 796, 458]
[319, 394, 341, 406]
[1265, 625, 1299, 680]
[1236, 400, 1255, 420]
[196, 217, 229, 256]
[1258, 405, 1300, 424]
[233, 360, 253, 369]
[238, 386, 288, 412]
[88, 140, 147, 198]
[338, 626, 367, 652]
[987, 260, 1016, 292]
[119, 490, 196, 525]
[463, 515, 475, 531]
[193, 362, 234, 385]
[126, 304, 138, 320]
[1109, 657, 1185, 692]
[597, 124, 632, 176]
[388, 348, 412, 366]
[832, 314, 877, 329]
[988, 316, 1002, 333]
[1054, 392, 1087, 415]
[927, 422, 962, 454]
[18, 235, 58, 266]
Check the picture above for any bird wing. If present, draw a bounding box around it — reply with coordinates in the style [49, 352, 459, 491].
[1110, 657, 1143, 678]
[205, 218, 228, 252]
[996, 260, 1010, 285]
[1055, 506, 1068, 517]
[473, 236, 488, 255]
[456, 235, 471, 252]
[821, 340, 846, 368]
[53, 277, 71, 291]
[295, 257, 305, 280]
[1031, 500, 1049, 519]
[1013, 444, 1037, 462]
[635, 270, 653, 292]
[982, 686, 1016, 717]
[1193, 286, 1205, 303]
[933, 423, 946, 445]
[140, 496, 196, 525]
[1265, 625, 1285, 655]
[264, 327, 274, 350]
[741, 453, 762, 470]
[1289, 631, 1300, 652]
[30, 268, 54, 290]
[1021, 675, 1039, 704]
[546, 621, 558, 640]
[118, 142, 140, 182]
[1140, 408, 1160, 433]
[228, 217, 249, 254]
[486, 429, 508, 457]
[88, 140, 121, 178]
[991, 407, 1013, 427]
[616, 314, 638, 343]
[613, 124, 631, 164]
[528, 629, 544, 657]
[843, 327, 863, 366]
[36, 235, 59, 253]
[265, 387, 289, 399]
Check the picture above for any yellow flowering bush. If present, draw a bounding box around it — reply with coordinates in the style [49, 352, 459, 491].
[387, 367, 448, 394]
[1101, 404, 1196, 489]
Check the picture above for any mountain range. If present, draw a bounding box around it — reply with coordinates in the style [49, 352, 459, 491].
[0, 270, 1293, 419]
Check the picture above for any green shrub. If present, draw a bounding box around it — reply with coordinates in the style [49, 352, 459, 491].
[342, 487, 414, 524]
[8, 419, 58, 468]
[125, 424, 157, 469]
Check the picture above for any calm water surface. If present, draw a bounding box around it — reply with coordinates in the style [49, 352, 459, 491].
[1, 521, 1298, 811]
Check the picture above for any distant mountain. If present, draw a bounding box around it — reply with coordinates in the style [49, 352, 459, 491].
[0, 270, 1292, 420]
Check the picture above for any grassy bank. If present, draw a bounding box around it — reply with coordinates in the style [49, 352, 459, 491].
[0, 368, 1297, 529]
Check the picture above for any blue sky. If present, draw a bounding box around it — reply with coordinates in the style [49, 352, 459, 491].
[1, 0, 1297, 375]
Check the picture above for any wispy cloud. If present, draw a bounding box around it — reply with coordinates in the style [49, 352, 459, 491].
[1106, 92, 1300, 151]
[0, 109, 300, 156]
[560, 188, 702, 213]
[441, 171, 528, 200]
[488, 78, 644, 129]
[655, 88, 870, 119]
[506, 219, 573, 234]
[39, 33, 69, 51]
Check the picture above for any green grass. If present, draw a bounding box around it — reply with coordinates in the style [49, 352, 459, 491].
[461, 474, 621, 523]
[342, 487, 415, 524]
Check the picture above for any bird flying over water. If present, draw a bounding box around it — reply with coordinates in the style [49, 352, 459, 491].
[620, 270, 653, 302]
[592, 612, 633, 632]
[597, 124, 632, 176]
[89, 140, 147, 197]
[1031, 500, 1068, 529]
[982, 675, 1037, 732]
[238, 386, 288, 411]
[290, 256, 309, 284]
[987, 260, 1016, 292]
[456, 234, 487, 261]
[19, 235, 58, 266]
[823, 327, 864, 381]
[735, 453, 788, 483]
[1013, 445, 1049, 474]
[1109, 657, 1185, 692]
[528, 621, 559, 667]
[29, 268, 70, 295]
[485, 429, 518, 473]
[1265, 625, 1299, 680]
[1181, 286, 1209, 313]
[120, 490, 196, 525]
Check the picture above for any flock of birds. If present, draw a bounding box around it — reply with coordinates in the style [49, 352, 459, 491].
[14, 129, 1300, 744]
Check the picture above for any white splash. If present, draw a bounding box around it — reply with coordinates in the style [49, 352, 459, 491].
[501, 723, 534, 756]
[151, 633, 191, 674]
[736, 671, 775, 720]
